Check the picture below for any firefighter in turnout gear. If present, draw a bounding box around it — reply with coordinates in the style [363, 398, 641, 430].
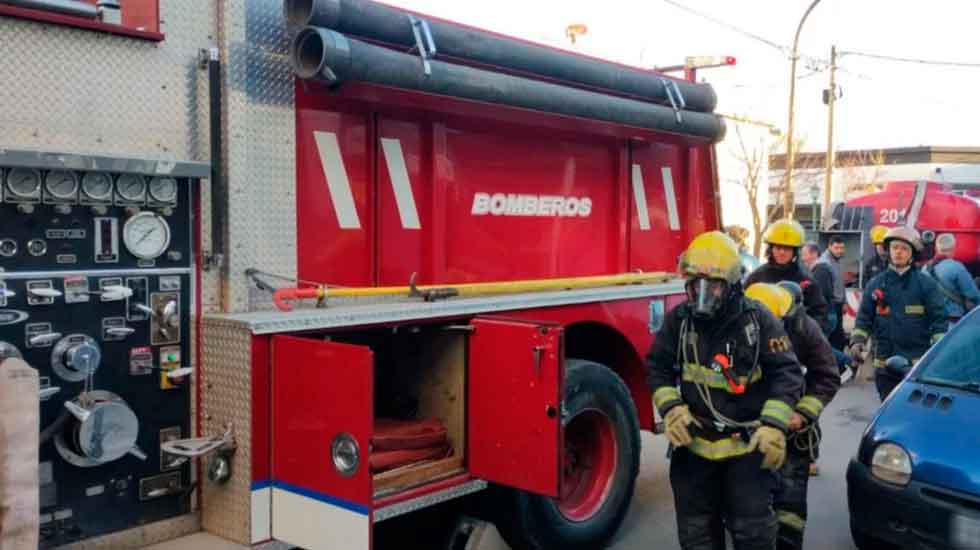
[850, 226, 947, 400]
[746, 219, 830, 332]
[648, 231, 804, 550]
[745, 282, 840, 550]
[862, 224, 890, 284]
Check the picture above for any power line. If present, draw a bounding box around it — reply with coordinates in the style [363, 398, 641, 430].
[659, 0, 830, 67]
[840, 50, 980, 68]
[659, 0, 786, 53]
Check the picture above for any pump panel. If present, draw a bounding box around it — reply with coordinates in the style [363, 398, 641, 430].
[0, 152, 203, 548]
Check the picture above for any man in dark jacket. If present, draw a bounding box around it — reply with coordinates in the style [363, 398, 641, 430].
[746, 219, 829, 332]
[816, 236, 847, 349]
[746, 282, 840, 550]
[850, 226, 947, 400]
[649, 231, 804, 550]
[802, 242, 834, 332]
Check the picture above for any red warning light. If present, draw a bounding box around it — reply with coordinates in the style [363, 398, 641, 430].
[725, 56, 737, 65]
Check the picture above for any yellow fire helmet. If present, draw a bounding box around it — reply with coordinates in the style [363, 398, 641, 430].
[745, 283, 793, 319]
[678, 231, 743, 284]
[869, 224, 889, 245]
[763, 219, 806, 248]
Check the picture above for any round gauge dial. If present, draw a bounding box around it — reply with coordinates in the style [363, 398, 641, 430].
[116, 173, 146, 202]
[6, 167, 41, 199]
[44, 170, 79, 200]
[148, 176, 178, 203]
[27, 239, 47, 257]
[0, 239, 16, 257]
[123, 212, 171, 260]
[81, 172, 113, 201]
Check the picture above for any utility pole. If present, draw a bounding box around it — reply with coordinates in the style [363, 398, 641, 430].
[782, 0, 823, 221]
[823, 45, 838, 216]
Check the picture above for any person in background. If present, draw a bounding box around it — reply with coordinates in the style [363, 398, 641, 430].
[849, 226, 946, 400]
[923, 233, 980, 326]
[815, 236, 847, 350]
[801, 243, 834, 332]
[745, 282, 839, 549]
[746, 220, 829, 332]
[802, 242, 852, 380]
[862, 225, 889, 285]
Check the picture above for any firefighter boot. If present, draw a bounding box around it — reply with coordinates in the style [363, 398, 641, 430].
[774, 452, 811, 550]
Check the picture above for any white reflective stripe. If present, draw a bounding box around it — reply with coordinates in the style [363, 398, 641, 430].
[380, 137, 421, 230]
[631, 163, 651, 231]
[251, 487, 271, 543]
[661, 167, 681, 230]
[314, 131, 361, 229]
[272, 487, 369, 550]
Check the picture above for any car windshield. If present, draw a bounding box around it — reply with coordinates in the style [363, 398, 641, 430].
[916, 320, 980, 389]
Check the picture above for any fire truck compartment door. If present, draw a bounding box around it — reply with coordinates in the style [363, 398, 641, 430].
[468, 318, 563, 497]
[270, 335, 373, 550]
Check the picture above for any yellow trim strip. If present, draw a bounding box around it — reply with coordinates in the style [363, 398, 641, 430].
[796, 395, 825, 419]
[654, 387, 682, 411]
[777, 510, 806, 531]
[852, 328, 869, 340]
[681, 363, 762, 393]
[687, 435, 752, 461]
[761, 399, 793, 428]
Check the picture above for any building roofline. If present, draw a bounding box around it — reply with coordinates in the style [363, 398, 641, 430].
[769, 145, 980, 169]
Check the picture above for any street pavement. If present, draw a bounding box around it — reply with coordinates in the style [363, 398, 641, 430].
[609, 379, 880, 550]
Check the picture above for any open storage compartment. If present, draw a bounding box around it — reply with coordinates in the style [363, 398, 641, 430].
[364, 327, 468, 498]
[269, 318, 563, 549]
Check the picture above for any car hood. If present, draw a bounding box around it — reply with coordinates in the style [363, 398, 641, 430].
[869, 381, 980, 496]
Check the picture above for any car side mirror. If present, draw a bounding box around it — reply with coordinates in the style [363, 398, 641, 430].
[885, 355, 912, 379]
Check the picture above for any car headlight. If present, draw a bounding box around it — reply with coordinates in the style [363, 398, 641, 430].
[871, 442, 912, 486]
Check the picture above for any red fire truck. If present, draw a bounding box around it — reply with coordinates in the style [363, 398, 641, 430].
[824, 180, 980, 320]
[0, 0, 726, 548]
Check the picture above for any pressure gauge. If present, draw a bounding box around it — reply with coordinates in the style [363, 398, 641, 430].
[44, 170, 79, 201]
[0, 239, 16, 258]
[148, 176, 178, 203]
[26, 239, 47, 257]
[5, 167, 41, 200]
[116, 173, 146, 203]
[81, 172, 113, 202]
[123, 212, 171, 260]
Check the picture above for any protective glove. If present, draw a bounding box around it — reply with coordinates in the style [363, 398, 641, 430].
[747, 425, 786, 470]
[663, 405, 702, 448]
[847, 342, 865, 363]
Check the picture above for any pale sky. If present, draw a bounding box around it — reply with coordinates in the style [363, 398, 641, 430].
[385, 0, 980, 152]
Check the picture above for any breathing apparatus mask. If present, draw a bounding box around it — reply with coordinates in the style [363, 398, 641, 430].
[685, 277, 730, 320]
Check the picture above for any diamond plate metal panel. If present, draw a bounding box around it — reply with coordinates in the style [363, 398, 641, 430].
[200, 317, 254, 544]
[55, 513, 200, 549]
[0, 1, 213, 161]
[219, 0, 298, 314]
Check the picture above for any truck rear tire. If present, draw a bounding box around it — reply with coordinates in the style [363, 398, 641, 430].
[497, 359, 640, 550]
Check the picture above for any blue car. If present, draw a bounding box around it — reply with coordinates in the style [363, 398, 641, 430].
[848, 309, 980, 549]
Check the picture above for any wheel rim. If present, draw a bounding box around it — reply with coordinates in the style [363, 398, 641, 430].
[557, 409, 617, 522]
